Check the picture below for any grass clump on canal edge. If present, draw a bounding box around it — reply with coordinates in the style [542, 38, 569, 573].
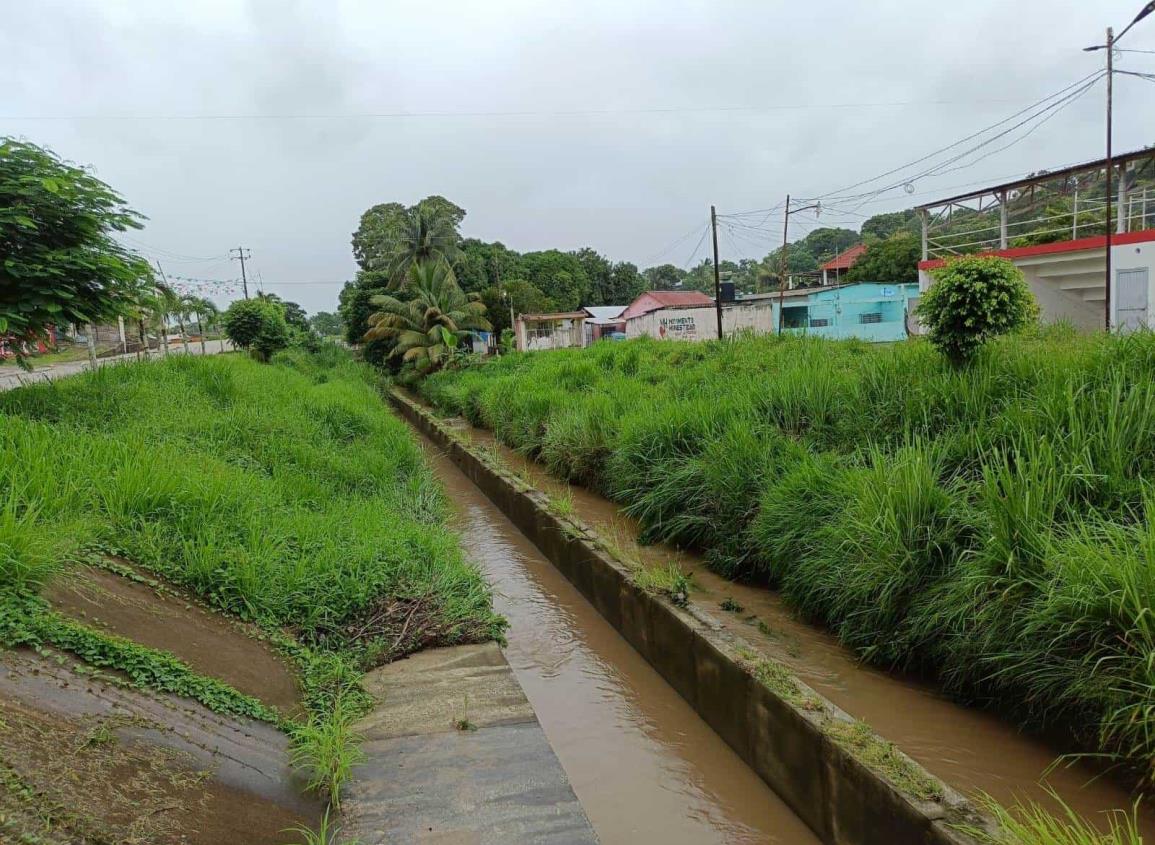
[960, 792, 1142, 845]
[0, 349, 503, 832]
[418, 328, 1155, 783]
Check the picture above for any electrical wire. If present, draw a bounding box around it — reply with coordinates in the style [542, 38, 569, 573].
[815, 72, 1106, 208]
[0, 97, 1044, 123]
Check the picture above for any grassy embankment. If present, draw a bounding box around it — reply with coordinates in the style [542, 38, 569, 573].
[0, 347, 501, 827]
[420, 328, 1155, 785]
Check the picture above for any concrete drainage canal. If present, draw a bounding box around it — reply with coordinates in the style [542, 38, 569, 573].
[380, 390, 1155, 845]
[425, 436, 818, 844]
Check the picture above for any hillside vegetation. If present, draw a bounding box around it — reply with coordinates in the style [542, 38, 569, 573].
[421, 329, 1155, 780]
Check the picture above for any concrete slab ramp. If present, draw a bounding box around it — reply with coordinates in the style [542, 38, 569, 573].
[343, 642, 599, 844]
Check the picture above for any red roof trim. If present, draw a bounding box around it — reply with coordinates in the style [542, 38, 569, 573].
[622, 290, 713, 320]
[820, 243, 867, 271]
[918, 229, 1155, 271]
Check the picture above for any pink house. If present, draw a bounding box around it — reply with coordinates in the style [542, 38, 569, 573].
[620, 290, 714, 321]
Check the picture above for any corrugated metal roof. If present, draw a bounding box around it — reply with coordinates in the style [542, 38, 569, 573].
[582, 305, 627, 321]
[622, 290, 714, 320]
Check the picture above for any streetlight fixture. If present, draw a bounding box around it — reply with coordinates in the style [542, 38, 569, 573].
[1084, 2, 1154, 330]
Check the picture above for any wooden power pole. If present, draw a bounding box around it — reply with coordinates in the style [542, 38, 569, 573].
[710, 205, 723, 340]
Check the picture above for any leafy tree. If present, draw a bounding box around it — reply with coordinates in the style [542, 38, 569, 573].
[643, 263, 686, 290]
[480, 279, 554, 335]
[801, 227, 860, 264]
[519, 250, 591, 311]
[338, 271, 392, 364]
[351, 202, 407, 271]
[845, 234, 920, 284]
[861, 210, 919, 242]
[917, 256, 1037, 365]
[309, 311, 342, 336]
[602, 261, 646, 305]
[256, 292, 309, 331]
[351, 196, 465, 288]
[0, 138, 153, 351]
[222, 297, 290, 361]
[365, 260, 489, 373]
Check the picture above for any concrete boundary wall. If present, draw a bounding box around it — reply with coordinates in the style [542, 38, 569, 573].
[389, 390, 993, 845]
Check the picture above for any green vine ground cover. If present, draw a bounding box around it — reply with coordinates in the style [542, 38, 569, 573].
[0, 347, 502, 822]
[420, 327, 1155, 783]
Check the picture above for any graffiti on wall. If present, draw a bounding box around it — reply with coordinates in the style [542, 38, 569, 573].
[658, 315, 698, 340]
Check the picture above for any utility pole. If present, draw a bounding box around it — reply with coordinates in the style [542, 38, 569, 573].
[776, 195, 821, 333]
[1085, 4, 1154, 330]
[1105, 27, 1115, 332]
[710, 205, 723, 340]
[230, 247, 252, 299]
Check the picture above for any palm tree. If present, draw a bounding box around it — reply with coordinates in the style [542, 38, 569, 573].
[187, 296, 218, 354]
[385, 211, 462, 289]
[365, 260, 489, 371]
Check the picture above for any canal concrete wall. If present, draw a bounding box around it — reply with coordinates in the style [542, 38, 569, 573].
[390, 390, 995, 845]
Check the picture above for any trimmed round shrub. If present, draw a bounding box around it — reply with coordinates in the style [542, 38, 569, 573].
[918, 256, 1037, 365]
[222, 298, 290, 361]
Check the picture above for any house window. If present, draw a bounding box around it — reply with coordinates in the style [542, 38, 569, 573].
[859, 312, 883, 324]
[528, 324, 555, 340]
[809, 318, 831, 328]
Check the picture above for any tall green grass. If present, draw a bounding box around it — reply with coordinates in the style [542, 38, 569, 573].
[420, 328, 1155, 779]
[0, 351, 501, 651]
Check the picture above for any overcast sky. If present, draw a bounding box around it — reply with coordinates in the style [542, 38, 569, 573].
[3, 0, 1153, 313]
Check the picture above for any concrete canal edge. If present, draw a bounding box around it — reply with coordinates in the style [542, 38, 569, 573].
[391, 389, 997, 845]
[343, 642, 599, 844]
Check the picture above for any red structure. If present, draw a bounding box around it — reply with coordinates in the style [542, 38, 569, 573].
[819, 243, 867, 286]
[621, 290, 713, 321]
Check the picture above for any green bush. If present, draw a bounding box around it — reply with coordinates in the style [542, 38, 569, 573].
[918, 256, 1037, 364]
[222, 298, 291, 361]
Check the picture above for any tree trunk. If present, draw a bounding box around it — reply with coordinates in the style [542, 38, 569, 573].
[196, 311, 207, 354]
[178, 314, 190, 354]
[138, 319, 150, 359]
[159, 313, 170, 356]
[85, 323, 98, 369]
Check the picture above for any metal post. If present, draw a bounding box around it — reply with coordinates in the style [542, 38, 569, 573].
[1072, 178, 1079, 239]
[999, 190, 1008, 249]
[1105, 26, 1115, 331]
[710, 205, 723, 340]
[777, 195, 791, 334]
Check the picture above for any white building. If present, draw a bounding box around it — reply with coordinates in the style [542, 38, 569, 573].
[917, 148, 1155, 332]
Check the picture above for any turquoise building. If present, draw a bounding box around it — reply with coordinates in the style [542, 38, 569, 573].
[769, 282, 920, 342]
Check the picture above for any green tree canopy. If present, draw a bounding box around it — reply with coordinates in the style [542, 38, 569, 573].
[860, 210, 919, 242]
[0, 138, 153, 345]
[845, 234, 921, 284]
[222, 297, 290, 361]
[351, 196, 465, 288]
[643, 263, 686, 290]
[309, 311, 342, 336]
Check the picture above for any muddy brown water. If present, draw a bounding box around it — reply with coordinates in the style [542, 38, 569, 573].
[455, 422, 1155, 835]
[421, 440, 820, 844]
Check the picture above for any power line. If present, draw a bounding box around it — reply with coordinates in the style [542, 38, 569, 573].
[0, 96, 1043, 123]
[813, 72, 1106, 207]
[793, 70, 1106, 206]
[681, 226, 710, 270]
